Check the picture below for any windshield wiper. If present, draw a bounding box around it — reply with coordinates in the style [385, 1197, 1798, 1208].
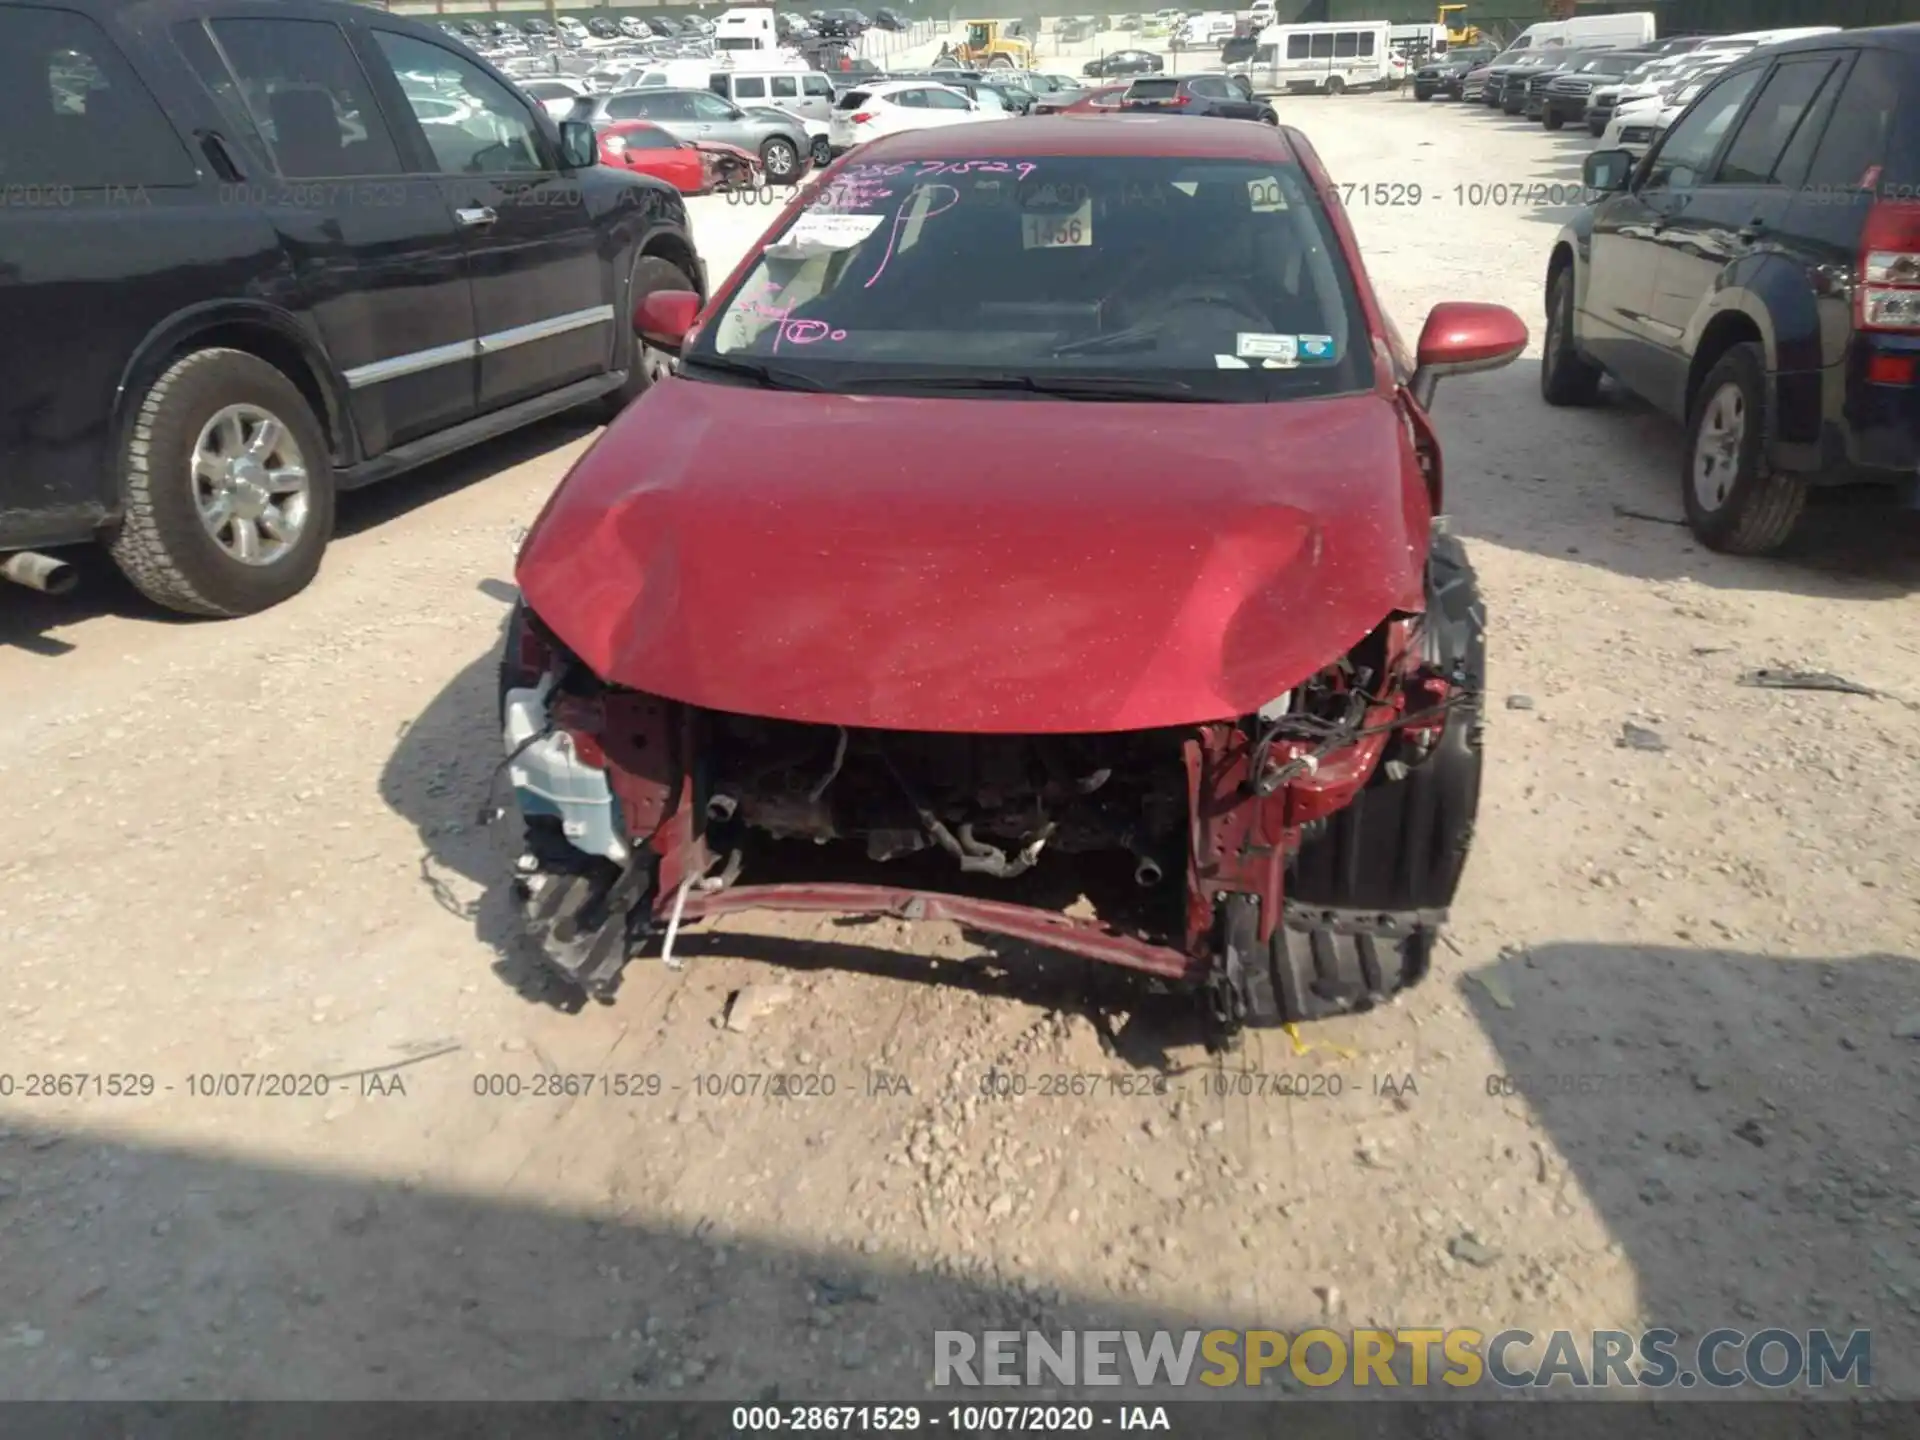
[848, 373, 1204, 401]
[677, 354, 827, 391]
[1051, 324, 1161, 357]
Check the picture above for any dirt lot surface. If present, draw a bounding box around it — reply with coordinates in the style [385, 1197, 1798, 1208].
[3, 64, 1920, 1404]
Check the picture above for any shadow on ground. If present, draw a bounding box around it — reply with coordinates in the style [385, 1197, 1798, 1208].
[1461, 939, 1920, 1379]
[1436, 360, 1920, 603]
[0, 1115, 1324, 1404]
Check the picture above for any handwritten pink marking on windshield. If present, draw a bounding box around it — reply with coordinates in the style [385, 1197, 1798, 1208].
[780, 319, 847, 345]
[907, 159, 1037, 180]
[862, 183, 959, 290]
[738, 296, 847, 351]
[809, 179, 895, 211]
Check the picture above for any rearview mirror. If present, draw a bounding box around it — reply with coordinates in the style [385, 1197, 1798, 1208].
[558, 118, 598, 168]
[1584, 147, 1634, 195]
[634, 288, 702, 350]
[1409, 301, 1529, 409]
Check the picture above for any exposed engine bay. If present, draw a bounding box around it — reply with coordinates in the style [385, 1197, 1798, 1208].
[704, 717, 1189, 887]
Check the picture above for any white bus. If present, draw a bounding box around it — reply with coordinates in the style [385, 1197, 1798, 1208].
[1238, 20, 1395, 94]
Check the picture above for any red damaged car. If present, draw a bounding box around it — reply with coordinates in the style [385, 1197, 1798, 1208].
[503, 117, 1526, 1042]
[597, 122, 763, 195]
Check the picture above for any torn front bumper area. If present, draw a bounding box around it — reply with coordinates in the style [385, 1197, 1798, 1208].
[496, 602, 1470, 1023]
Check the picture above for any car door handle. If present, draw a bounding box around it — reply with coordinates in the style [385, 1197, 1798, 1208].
[455, 206, 497, 227]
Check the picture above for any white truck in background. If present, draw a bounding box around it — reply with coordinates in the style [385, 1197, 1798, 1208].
[1499, 10, 1656, 52]
[714, 6, 786, 54]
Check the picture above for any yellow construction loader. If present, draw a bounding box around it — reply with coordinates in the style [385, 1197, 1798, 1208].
[1438, 4, 1479, 45]
[955, 20, 1032, 68]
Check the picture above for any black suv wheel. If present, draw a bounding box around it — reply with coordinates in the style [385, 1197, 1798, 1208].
[109, 349, 335, 617]
[1541, 266, 1602, 406]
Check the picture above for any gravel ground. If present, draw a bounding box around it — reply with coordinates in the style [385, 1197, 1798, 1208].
[1, 39, 1918, 1403]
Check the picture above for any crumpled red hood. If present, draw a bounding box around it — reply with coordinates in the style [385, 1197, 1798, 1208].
[691, 140, 759, 164]
[516, 383, 1430, 734]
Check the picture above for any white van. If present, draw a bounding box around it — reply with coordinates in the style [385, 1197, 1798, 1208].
[711, 67, 840, 121]
[1503, 11, 1654, 53]
[1242, 21, 1395, 94]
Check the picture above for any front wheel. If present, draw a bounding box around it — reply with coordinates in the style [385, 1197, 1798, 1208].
[1542, 108, 1564, 130]
[1540, 266, 1603, 406]
[759, 136, 800, 184]
[810, 135, 832, 167]
[109, 348, 336, 617]
[597, 254, 695, 421]
[1324, 75, 1345, 96]
[1682, 343, 1807, 555]
[1413, 86, 1433, 100]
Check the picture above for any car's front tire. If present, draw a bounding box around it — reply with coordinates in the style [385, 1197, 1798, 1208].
[1682, 342, 1807, 555]
[1413, 85, 1432, 100]
[598, 254, 697, 420]
[109, 348, 336, 617]
[1540, 266, 1603, 407]
[1542, 108, 1564, 130]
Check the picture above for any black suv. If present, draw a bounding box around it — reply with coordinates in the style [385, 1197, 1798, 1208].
[1538, 49, 1658, 130]
[0, 0, 704, 616]
[1120, 73, 1273, 122]
[1543, 27, 1920, 554]
[1411, 44, 1494, 101]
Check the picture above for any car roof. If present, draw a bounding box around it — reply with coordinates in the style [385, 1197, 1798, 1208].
[851, 113, 1298, 163]
[1766, 22, 1920, 57]
[860, 78, 963, 93]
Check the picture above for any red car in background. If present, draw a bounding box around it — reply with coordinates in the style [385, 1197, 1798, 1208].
[506, 117, 1528, 1043]
[597, 122, 707, 191]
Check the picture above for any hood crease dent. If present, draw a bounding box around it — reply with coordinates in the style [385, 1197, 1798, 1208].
[516, 384, 1430, 734]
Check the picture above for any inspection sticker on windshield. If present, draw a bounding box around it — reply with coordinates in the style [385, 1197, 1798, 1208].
[1236, 332, 1298, 363]
[1022, 198, 1092, 249]
[1299, 334, 1337, 361]
[1247, 176, 1288, 212]
[773, 213, 885, 251]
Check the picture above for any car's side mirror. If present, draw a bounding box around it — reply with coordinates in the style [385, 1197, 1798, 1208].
[1409, 301, 1529, 409]
[1584, 147, 1634, 195]
[558, 119, 598, 168]
[634, 288, 701, 350]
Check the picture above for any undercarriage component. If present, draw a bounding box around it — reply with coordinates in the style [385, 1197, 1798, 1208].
[1215, 894, 1439, 1037]
[2, 551, 77, 595]
[512, 852, 657, 1000]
